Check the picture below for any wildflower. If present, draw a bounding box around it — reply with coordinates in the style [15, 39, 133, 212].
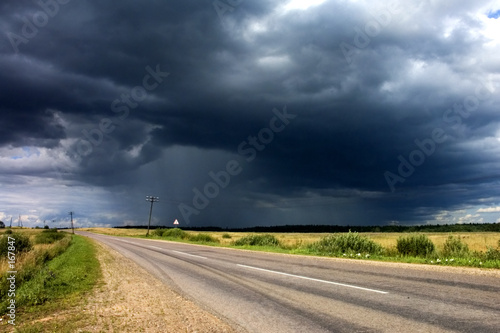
[343, 253, 346, 256]
[450, 259, 454, 262]
[436, 259, 441, 263]
[365, 254, 370, 258]
[357, 253, 361, 257]
[431, 261, 434, 263]
[480, 262, 483, 265]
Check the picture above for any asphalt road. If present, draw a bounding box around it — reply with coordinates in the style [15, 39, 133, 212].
[77, 231, 500, 333]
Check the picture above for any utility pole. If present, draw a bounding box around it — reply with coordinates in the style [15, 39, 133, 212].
[9, 217, 12, 228]
[69, 211, 75, 234]
[145, 195, 159, 236]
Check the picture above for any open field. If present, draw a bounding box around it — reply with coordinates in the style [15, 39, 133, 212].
[81, 228, 500, 253]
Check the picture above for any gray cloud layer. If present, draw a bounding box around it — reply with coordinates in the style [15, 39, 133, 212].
[1, 0, 500, 228]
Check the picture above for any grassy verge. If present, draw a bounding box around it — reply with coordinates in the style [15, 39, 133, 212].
[0, 231, 101, 332]
[81, 228, 500, 269]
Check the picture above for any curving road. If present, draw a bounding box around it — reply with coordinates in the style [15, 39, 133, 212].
[77, 231, 500, 333]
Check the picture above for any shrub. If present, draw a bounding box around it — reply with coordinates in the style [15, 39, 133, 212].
[152, 228, 166, 237]
[35, 229, 66, 244]
[4, 229, 13, 235]
[309, 231, 382, 255]
[189, 233, 219, 243]
[163, 228, 189, 239]
[233, 234, 281, 247]
[396, 234, 435, 257]
[442, 235, 469, 257]
[484, 247, 500, 261]
[222, 233, 232, 239]
[0, 232, 32, 256]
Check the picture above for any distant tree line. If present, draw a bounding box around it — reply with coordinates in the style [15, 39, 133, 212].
[115, 223, 500, 233]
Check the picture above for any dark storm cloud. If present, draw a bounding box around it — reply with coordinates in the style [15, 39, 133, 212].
[1, 0, 499, 227]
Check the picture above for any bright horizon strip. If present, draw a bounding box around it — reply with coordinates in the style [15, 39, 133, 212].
[237, 264, 389, 294]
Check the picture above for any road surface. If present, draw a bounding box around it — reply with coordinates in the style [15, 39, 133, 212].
[77, 231, 500, 333]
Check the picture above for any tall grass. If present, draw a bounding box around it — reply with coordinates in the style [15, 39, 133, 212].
[442, 235, 469, 257]
[396, 234, 436, 257]
[188, 233, 219, 243]
[152, 228, 219, 243]
[308, 231, 382, 255]
[0, 232, 32, 256]
[0, 233, 71, 314]
[484, 240, 500, 261]
[34, 228, 66, 244]
[14, 235, 99, 308]
[233, 234, 281, 247]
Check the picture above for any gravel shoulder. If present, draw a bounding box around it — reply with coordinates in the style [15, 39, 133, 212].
[80, 240, 238, 333]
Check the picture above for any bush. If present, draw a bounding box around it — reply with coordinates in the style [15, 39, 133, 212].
[222, 233, 232, 239]
[35, 229, 66, 244]
[442, 235, 469, 257]
[484, 247, 500, 261]
[0, 232, 32, 256]
[163, 228, 189, 239]
[397, 234, 435, 257]
[309, 231, 382, 255]
[189, 233, 219, 243]
[152, 228, 166, 237]
[233, 234, 281, 247]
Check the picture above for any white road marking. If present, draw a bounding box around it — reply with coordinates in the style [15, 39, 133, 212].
[171, 250, 207, 259]
[237, 264, 388, 294]
[148, 245, 164, 250]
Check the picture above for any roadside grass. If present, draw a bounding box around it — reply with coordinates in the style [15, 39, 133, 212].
[0, 231, 101, 332]
[233, 234, 281, 247]
[150, 228, 220, 244]
[80, 228, 500, 268]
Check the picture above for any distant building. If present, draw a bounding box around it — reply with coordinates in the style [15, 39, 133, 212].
[0, 221, 5, 228]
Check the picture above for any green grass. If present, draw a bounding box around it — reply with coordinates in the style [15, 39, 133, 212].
[0, 232, 32, 256]
[18, 235, 99, 306]
[150, 228, 220, 244]
[396, 234, 436, 257]
[307, 231, 383, 255]
[233, 234, 281, 247]
[34, 229, 66, 245]
[0, 234, 101, 331]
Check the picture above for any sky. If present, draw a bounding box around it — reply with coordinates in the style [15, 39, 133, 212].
[1, 0, 500, 229]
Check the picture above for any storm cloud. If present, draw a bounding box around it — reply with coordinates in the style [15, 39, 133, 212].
[1, 0, 500, 228]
